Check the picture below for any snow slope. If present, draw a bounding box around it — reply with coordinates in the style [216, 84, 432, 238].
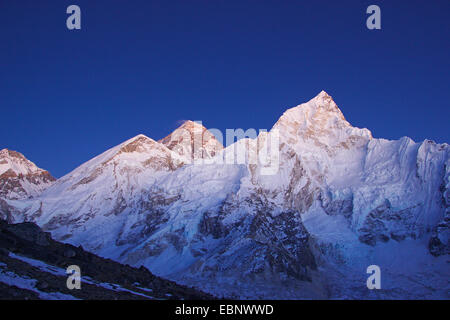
[1, 91, 448, 299]
[0, 149, 55, 201]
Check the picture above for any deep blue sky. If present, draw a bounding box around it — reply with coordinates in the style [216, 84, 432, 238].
[0, 0, 449, 177]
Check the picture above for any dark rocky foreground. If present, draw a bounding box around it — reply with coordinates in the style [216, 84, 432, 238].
[0, 219, 214, 300]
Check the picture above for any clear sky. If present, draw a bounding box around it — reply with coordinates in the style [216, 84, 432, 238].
[0, 0, 449, 177]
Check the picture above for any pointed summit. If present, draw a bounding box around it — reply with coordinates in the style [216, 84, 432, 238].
[273, 91, 347, 131]
[177, 120, 197, 129]
[0, 149, 52, 177]
[0, 149, 55, 200]
[317, 90, 331, 98]
[118, 134, 158, 154]
[50, 133, 184, 198]
[308, 90, 345, 118]
[0, 149, 31, 169]
[272, 91, 372, 149]
[159, 121, 223, 161]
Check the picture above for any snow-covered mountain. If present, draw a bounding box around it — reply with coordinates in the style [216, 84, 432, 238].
[0, 149, 54, 201]
[1, 91, 448, 299]
[159, 120, 223, 162]
[0, 149, 55, 223]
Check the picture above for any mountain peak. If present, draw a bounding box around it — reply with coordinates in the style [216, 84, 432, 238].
[174, 120, 206, 132]
[133, 133, 151, 140]
[0, 148, 55, 200]
[178, 120, 196, 127]
[272, 92, 372, 146]
[309, 90, 343, 116]
[125, 134, 153, 144]
[317, 90, 331, 98]
[118, 134, 160, 154]
[273, 91, 346, 131]
[159, 121, 223, 160]
[0, 149, 42, 176]
[0, 148, 27, 161]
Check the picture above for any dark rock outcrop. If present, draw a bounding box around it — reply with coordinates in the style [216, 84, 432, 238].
[0, 219, 213, 300]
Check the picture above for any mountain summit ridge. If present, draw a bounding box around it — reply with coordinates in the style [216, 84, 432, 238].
[0, 149, 55, 201]
[159, 120, 223, 161]
[0, 92, 448, 299]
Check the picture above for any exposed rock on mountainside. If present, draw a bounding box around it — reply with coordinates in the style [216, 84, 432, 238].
[0, 219, 213, 300]
[159, 120, 223, 162]
[0, 91, 448, 299]
[0, 149, 54, 201]
[429, 162, 450, 256]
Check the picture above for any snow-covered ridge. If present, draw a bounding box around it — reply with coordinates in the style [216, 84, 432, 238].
[272, 91, 372, 153]
[0, 91, 448, 299]
[0, 149, 50, 177]
[159, 120, 224, 162]
[0, 149, 55, 201]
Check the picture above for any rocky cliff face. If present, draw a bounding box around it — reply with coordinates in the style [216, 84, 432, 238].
[429, 160, 450, 256]
[1, 91, 448, 299]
